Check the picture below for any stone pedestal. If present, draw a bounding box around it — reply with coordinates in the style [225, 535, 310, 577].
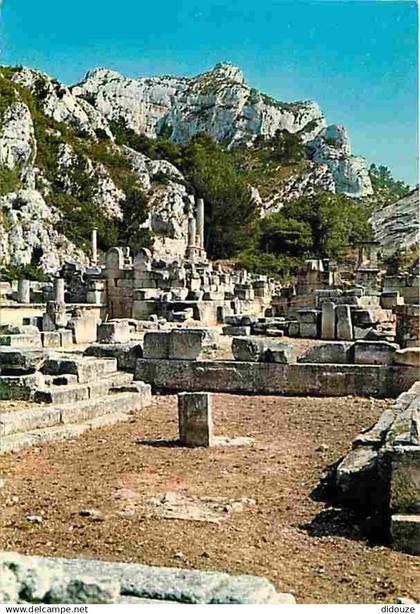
[321, 301, 336, 340]
[17, 279, 30, 304]
[336, 305, 353, 340]
[178, 392, 213, 447]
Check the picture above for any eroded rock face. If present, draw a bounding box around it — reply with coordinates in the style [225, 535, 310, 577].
[0, 189, 88, 272]
[74, 62, 327, 148]
[0, 62, 376, 270]
[306, 125, 373, 198]
[370, 188, 419, 254]
[0, 101, 35, 170]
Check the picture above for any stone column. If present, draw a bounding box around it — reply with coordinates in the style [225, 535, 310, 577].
[17, 279, 30, 304]
[321, 301, 336, 340]
[187, 216, 196, 248]
[196, 198, 204, 249]
[55, 278, 65, 304]
[91, 227, 98, 266]
[178, 392, 213, 447]
[336, 305, 353, 340]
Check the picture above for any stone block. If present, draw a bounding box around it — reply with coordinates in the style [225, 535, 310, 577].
[59, 330, 73, 348]
[222, 325, 250, 336]
[321, 302, 336, 340]
[232, 337, 266, 362]
[298, 342, 352, 364]
[299, 323, 318, 338]
[84, 342, 143, 371]
[0, 349, 48, 373]
[41, 332, 61, 348]
[178, 392, 213, 447]
[169, 330, 205, 360]
[393, 347, 420, 368]
[353, 341, 398, 365]
[353, 326, 373, 340]
[288, 322, 300, 337]
[391, 446, 420, 514]
[143, 332, 170, 359]
[71, 316, 98, 344]
[97, 321, 131, 344]
[263, 344, 294, 364]
[391, 514, 420, 555]
[297, 310, 320, 324]
[336, 305, 353, 340]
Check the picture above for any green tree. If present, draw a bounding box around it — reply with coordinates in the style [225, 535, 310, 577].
[179, 134, 259, 259]
[259, 214, 312, 256]
[369, 164, 411, 205]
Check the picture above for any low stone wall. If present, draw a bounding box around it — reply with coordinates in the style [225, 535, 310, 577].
[325, 381, 420, 554]
[135, 359, 417, 398]
[0, 551, 295, 604]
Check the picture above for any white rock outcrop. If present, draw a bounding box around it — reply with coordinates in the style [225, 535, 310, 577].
[306, 125, 373, 198]
[0, 189, 88, 271]
[0, 101, 35, 170]
[370, 188, 419, 254]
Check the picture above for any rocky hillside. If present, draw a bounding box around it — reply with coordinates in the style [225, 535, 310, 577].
[74, 62, 373, 200]
[0, 61, 409, 273]
[370, 188, 419, 254]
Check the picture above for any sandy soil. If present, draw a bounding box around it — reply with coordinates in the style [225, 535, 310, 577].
[0, 393, 418, 604]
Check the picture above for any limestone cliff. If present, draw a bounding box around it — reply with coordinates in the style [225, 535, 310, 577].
[74, 62, 372, 198]
[370, 188, 419, 254]
[0, 61, 406, 273]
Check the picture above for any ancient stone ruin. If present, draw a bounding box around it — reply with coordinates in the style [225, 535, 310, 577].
[0, 197, 418, 605]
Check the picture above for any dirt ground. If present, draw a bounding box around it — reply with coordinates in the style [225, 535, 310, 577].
[0, 393, 419, 604]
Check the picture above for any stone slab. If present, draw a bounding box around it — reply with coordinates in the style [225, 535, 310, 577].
[135, 359, 417, 398]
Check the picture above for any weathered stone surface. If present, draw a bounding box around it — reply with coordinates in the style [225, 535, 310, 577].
[41, 332, 61, 349]
[299, 323, 318, 339]
[0, 406, 61, 436]
[391, 446, 420, 514]
[47, 576, 121, 604]
[263, 344, 294, 364]
[0, 563, 19, 603]
[335, 447, 379, 509]
[353, 341, 398, 365]
[222, 325, 250, 337]
[390, 514, 420, 555]
[143, 331, 171, 359]
[135, 359, 416, 398]
[394, 348, 420, 368]
[298, 342, 352, 364]
[0, 372, 45, 400]
[178, 392, 213, 447]
[84, 342, 143, 371]
[232, 337, 266, 362]
[169, 330, 205, 360]
[321, 302, 335, 340]
[336, 305, 353, 340]
[0, 549, 294, 604]
[97, 320, 131, 344]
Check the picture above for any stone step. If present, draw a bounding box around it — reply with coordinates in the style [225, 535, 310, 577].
[0, 334, 41, 348]
[42, 356, 118, 383]
[34, 371, 133, 404]
[0, 387, 151, 453]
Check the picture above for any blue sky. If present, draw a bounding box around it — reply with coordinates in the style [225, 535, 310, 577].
[0, 0, 418, 185]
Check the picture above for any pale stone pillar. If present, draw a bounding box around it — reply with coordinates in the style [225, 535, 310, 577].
[178, 392, 213, 447]
[321, 301, 336, 340]
[91, 227, 98, 266]
[17, 279, 30, 304]
[55, 278, 65, 304]
[187, 216, 196, 248]
[196, 198, 205, 249]
[336, 305, 353, 340]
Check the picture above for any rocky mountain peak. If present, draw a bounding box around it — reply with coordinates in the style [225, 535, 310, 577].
[209, 62, 245, 84]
